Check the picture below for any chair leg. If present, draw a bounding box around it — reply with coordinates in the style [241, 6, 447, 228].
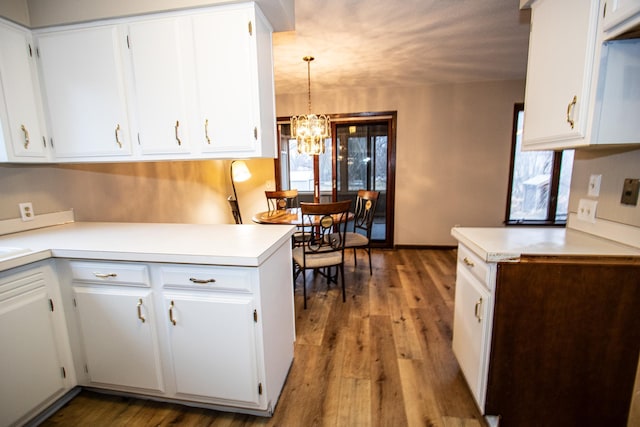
[367, 246, 373, 275]
[340, 263, 346, 302]
[302, 266, 307, 309]
[353, 248, 357, 266]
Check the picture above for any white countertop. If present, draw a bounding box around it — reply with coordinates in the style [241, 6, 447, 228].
[451, 226, 640, 262]
[0, 222, 296, 271]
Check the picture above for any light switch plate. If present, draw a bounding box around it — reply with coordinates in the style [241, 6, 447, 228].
[577, 199, 597, 223]
[588, 174, 602, 197]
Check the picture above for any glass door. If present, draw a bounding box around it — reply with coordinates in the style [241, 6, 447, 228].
[277, 113, 395, 247]
[334, 120, 392, 246]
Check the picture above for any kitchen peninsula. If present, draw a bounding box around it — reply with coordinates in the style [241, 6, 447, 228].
[0, 214, 296, 426]
[451, 225, 640, 426]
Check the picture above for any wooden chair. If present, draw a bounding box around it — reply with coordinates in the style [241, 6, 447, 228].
[292, 200, 352, 309]
[265, 189, 300, 212]
[265, 189, 309, 246]
[345, 190, 379, 274]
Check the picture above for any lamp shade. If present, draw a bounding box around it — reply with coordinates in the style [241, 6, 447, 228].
[231, 160, 251, 182]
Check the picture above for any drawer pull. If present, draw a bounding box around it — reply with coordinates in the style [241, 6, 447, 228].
[137, 298, 145, 323]
[463, 257, 475, 267]
[189, 277, 216, 284]
[169, 300, 177, 326]
[93, 272, 117, 279]
[115, 124, 123, 148]
[204, 119, 211, 144]
[474, 297, 483, 323]
[175, 120, 182, 146]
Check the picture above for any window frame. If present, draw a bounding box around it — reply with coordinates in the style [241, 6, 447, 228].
[504, 103, 568, 227]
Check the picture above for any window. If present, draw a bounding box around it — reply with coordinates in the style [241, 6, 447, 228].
[505, 104, 574, 225]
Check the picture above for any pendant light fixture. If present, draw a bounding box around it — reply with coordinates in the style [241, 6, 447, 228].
[290, 56, 331, 155]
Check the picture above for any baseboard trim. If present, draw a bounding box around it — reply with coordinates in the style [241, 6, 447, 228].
[394, 244, 457, 250]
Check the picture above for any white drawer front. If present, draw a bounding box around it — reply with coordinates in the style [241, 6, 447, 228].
[160, 265, 253, 293]
[457, 244, 489, 286]
[69, 261, 150, 286]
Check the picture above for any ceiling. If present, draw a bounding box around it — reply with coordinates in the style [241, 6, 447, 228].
[272, 0, 532, 95]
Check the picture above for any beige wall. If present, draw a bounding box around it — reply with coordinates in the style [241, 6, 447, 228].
[0, 80, 523, 244]
[0, 159, 275, 225]
[278, 80, 525, 245]
[568, 147, 640, 227]
[0, 0, 30, 26]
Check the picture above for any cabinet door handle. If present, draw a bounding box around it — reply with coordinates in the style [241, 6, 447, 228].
[169, 300, 177, 325]
[137, 298, 146, 323]
[204, 119, 211, 144]
[93, 272, 117, 278]
[474, 297, 483, 323]
[21, 125, 30, 149]
[463, 257, 475, 267]
[189, 277, 216, 284]
[115, 124, 123, 148]
[175, 120, 182, 146]
[566, 95, 577, 129]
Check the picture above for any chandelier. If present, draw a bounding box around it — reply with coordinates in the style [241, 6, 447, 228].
[290, 56, 330, 155]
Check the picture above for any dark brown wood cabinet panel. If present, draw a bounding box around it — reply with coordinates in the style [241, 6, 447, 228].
[485, 258, 640, 427]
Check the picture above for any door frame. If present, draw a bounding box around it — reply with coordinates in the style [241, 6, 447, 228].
[275, 111, 396, 248]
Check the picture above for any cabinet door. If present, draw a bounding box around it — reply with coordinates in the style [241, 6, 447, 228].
[0, 269, 65, 426]
[602, 0, 640, 33]
[37, 26, 132, 158]
[452, 263, 491, 411]
[165, 292, 261, 404]
[522, 0, 601, 149]
[0, 21, 48, 160]
[192, 7, 258, 154]
[73, 286, 164, 391]
[127, 17, 192, 155]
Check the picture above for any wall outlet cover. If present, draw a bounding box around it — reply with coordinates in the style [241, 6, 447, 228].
[19, 202, 35, 221]
[577, 199, 597, 223]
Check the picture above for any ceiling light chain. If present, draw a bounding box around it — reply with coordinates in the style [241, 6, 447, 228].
[290, 56, 331, 155]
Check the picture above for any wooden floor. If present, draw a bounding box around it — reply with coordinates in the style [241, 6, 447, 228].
[42, 248, 486, 427]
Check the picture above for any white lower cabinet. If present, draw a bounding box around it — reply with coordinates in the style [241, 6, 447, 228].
[164, 292, 260, 403]
[0, 261, 73, 427]
[73, 286, 164, 391]
[56, 240, 294, 415]
[451, 244, 495, 413]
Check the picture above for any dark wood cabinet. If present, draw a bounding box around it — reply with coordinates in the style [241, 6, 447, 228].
[485, 256, 640, 426]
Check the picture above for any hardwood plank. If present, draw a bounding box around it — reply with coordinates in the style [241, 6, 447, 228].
[336, 377, 372, 426]
[370, 314, 409, 427]
[398, 358, 444, 427]
[387, 286, 423, 360]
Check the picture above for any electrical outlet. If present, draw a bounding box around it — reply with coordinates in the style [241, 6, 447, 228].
[577, 199, 597, 223]
[588, 174, 602, 197]
[19, 202, 34, 221]
[621, 178, 639, 205]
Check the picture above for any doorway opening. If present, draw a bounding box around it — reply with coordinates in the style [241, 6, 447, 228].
[275, 112, 396, 248]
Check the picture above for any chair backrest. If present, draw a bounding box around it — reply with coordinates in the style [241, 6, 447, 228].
[265, 189, 299, 212]
[353, 190, 380, 237]
[300, 200, 352, 256]
[227, 196, 242, 224]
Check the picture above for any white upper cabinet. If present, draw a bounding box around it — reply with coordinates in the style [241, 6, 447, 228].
[192, 5, 276, 157]
[36, 25, 133, 159]
[521, 0, 601, 150]
[127, 17, 193, 156]
[0, 19, 49, 161]
[24, 3, 276, 163]
[522, 0, 640, 150]
[602, 0, 640, 36]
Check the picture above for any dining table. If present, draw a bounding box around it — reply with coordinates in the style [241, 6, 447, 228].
[252, 208, 354, 226]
